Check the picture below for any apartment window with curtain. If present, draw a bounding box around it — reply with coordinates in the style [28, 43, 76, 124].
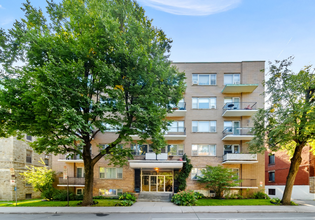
[224, 74, 240, 85]
[192, 145, 216, 156]
[26, 150, 32, 163]
[167, 144, 184, 156]
[192, 74, 216, 85]
[168, 121, 185, 133]
[99, 167, 123, 179]
[269, 154, 275, 165]
[77, 167, 85, 178]
[192, 121, 216, 132]
[269, 171, 275, 182]
[192, 97, 216, 109]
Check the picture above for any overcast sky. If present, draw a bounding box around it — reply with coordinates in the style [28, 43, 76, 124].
[1, 0, 314, 72]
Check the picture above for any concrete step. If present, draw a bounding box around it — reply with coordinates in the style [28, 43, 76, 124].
[138, 193, 172, 202]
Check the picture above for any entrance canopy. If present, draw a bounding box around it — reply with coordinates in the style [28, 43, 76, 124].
[128, 160, 184, 169]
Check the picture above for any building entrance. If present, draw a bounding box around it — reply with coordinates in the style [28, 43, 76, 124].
[141, 170, 173, 192]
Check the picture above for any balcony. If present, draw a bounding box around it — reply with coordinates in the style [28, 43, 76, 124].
[58, 154, 95, 163]
[222, 127, 254, 141]
[230, 179, 257, 189]
[57, 177, 85, 187]
[167, 102, 186, 117]
[221, 84, 258, 94]
[222, 102, 258, 117]
[130, 127, 186, 140]
[222, 153, 258, 164]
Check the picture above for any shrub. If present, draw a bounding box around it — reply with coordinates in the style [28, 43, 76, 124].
[119, 192, 136, 201]
[171, 190, 197, 206]
[116, 200, 134, 206]
[270, 197, 281, 205]
[53, 190, 76, 201]
[77, 200, 98, 206]
[193, 191, 204, 199]
[253, 191, 270, 199]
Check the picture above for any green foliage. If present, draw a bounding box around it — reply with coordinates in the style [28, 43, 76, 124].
[171, 190, 197, 206]
[175, 154, 193, 191]
[118, 192, 136, 201]
[20, 159, 55, 200]
[197, 165, 242, 199]
[270, 197, 281, 205]
[116, 200, 134, 206]
[0, 0, 185, 205]
[93, 196, 118, 199]
[253, 191, 270, 199]
[77, 200, 99, 206]
[193, 191, 204, 199]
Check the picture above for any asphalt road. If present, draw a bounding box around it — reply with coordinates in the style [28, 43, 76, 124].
[1, 213, 315, 220]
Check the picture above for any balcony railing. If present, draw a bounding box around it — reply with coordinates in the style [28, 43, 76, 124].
[222, 102, 257, 113]
[168, 102, 186, 110]
[222, 127, 253, 138]
[58, 177, 85, 185]
[233, 179, 257, 188]
[59, 154, 95, 160]
[165, 127, 186, 135]
[223, 153, 257, 162]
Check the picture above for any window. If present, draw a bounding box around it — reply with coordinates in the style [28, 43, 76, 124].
[103, 123, 120, 132]
[76, 188, 84, 195]
[77, 167, 85, 178]
[224, 97, 240, 109]
[100, 167, 123, 179]
[224, 145, 240, 154]
[167, 144, 184, 156]
[167, 121, 185, 133]
[44, 158, 49, 166]
[99, 189, 123, 196]
[131, 144, 148, 155]
[191, 168, 205, 180]
[268, 189, 276, 195]
[192, 74, 216, 85]
[269, 171, 275, 182]
[224, 121, 240, 134]
[192, 121, 216, 132]
[25, 194, 32, 199]
[231, 168, 239, 179]
[192, 98, 216, 109]
[26, 150, 32, 163]
[192, 145, 216, 156]
[269, 154, 275, 165]
[224, 74, 240, 85]
[170, 99, 185, 110]
[99, 144, 123, 152]
[26, 135, 32, 141]
[25, 182, 32, 187]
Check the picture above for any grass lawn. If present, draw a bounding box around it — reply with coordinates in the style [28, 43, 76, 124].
[196, 199, 276, 206]
[0, 199, 120, 207]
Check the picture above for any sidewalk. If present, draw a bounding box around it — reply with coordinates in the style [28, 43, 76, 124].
[1, 201, 315, 214]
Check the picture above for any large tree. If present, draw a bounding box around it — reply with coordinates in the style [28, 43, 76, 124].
[0, 0, 185, 205]
[248, 57, 315, 205]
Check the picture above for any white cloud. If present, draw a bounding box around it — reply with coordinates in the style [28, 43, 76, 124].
[137, 0, 241, 16]
[0, 5, 3, 9]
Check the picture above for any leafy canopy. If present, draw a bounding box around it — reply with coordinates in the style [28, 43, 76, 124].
[197, 165, 241, 199]
[248, 57, 315, 154]
[0, 0, 185, 166]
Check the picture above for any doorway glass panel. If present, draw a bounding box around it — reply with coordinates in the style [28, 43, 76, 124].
[142, 176, 149, 192]
[150, 176, 157, 191]
[158, 176, 164, 192]
[165, 176, 173, 192]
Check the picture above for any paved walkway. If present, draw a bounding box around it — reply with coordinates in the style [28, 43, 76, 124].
[1, 200, 315, 214]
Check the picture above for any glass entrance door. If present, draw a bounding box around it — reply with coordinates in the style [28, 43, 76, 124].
[158, 176, 164, 192]
[141, 171, 173, 192]
[150, 176, 157, 191]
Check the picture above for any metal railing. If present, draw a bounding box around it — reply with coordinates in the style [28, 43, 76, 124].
[165, 127, 186, 135]
[59, 154, 95, 160]
[222, 127, 253, 138]
[168, 102, 186, 110]
[58, 177, 85, 185]
[222, 102, 257, 114]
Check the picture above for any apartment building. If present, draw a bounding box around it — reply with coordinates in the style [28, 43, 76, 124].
[265, 148, 315, 200]
[52, 61, 265, 197]
[0, 136, 52, 200]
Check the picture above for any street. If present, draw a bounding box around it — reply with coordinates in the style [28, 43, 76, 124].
[1, 213, 315, 220]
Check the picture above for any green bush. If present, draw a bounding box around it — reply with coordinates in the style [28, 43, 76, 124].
[116, 200, 134, 206]
[53, 190, 76, 201]
[270, 197, 281, 204]
[171, 190, 197, 206]
[93, 195, 118, 199]
[193, 191, 204, 199]
[253, 191, 270, 199]
[119, 192, 136, 201]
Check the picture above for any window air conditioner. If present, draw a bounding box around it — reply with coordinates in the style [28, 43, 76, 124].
[192, 80, 198, 85]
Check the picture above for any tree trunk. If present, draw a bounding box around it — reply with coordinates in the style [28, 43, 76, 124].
[82, 141, 94, 206]
[282, 144, 304, 205]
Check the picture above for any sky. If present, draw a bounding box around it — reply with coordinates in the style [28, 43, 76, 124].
[0, 0, 315, 72]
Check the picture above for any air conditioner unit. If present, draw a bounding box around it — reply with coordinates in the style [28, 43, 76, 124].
[233, 81, 240, 84]
[192, 80, 198, 85]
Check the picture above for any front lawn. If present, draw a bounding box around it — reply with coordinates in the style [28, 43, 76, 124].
[196, 199, 276, 206]
[0, 199, 120, 207]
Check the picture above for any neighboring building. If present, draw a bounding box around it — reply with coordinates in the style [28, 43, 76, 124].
[265, 147, 315, 200]
[0, 136, 52, 201]
[52, 61, 265, 197]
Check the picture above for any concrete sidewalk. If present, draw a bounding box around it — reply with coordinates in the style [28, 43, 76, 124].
[1, 201, 315, 214]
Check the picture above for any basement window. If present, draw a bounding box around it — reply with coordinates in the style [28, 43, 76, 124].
[268, 188, 276, 195]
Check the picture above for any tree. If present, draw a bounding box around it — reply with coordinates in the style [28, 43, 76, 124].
[248, 57, 315, 205]
[0, 0, 185, 205]
[20, 159, 55, 200]
[197, 165, 241, 199]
